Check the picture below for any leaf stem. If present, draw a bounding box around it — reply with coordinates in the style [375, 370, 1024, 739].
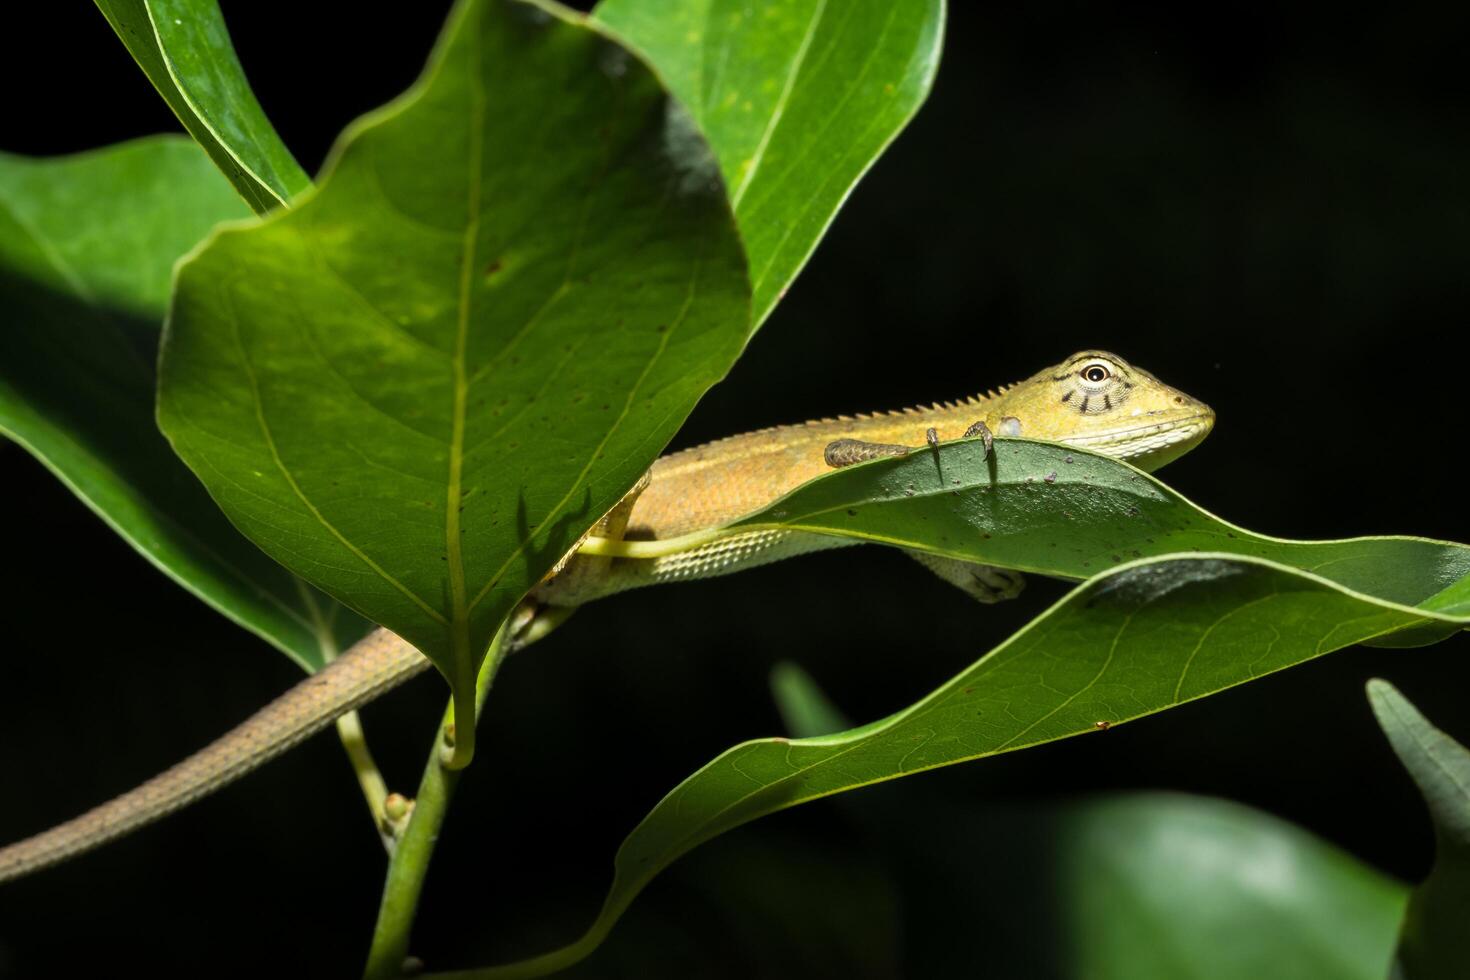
[442, 669, 478, 770]
[362, 620, 512, 980]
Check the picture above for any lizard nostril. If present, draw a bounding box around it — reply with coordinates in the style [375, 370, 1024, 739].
[1174, 396, 1183, 404]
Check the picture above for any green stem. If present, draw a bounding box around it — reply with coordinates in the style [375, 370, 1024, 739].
[362, 621, 511, 980]
[335, 709, 391, 847]
[302, 580, 393, 842]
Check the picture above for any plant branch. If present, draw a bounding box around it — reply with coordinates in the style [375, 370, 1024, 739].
[362, 619, 512, 980]
[335, 709, 392, 850]
[305, 579, 394, 845]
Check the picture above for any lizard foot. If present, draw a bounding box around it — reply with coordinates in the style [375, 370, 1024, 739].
[965, 564, 1026, 603]
[905, 550, 1026, 604]
[962, 421, 994, 457]
[959, 417, 1022, 459]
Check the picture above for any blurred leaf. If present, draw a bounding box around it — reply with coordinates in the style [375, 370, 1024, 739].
[770, 661, 849, 737]
[1048, 794, 1404, 980]
[933, 793, 1405, 980]
[593, 0, 944, 327]
[0, 137, 367, 670]
[1367, 680, 1470, 980]
[466, 553, 1466, 978]
[94, 0, 310, 212]
[157, 0, 750, 737]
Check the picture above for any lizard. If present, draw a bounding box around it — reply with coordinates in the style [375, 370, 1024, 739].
[0, 349, 1214, 883]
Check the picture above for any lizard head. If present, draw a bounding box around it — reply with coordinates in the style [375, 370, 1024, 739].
[1000, 350, 1214, 471]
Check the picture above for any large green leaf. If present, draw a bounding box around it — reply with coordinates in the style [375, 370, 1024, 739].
[0, 137, 366, 670]
[1368, 681, 1470, 980]
[157, 0, 751, 756]
[774, 666, 1406, 979]
[456, 553, 1467, 978]
[601, 438, 1468, 635]
[94, 0, 311, 212]
[593, 0, 944, 327]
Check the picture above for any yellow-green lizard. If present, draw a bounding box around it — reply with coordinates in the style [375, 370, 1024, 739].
[0, 350, 1213, 883]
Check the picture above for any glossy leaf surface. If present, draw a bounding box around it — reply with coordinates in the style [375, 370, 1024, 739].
[725, 438, 1470, 621]
[158, 0, 750, 720]
[593, 0, 944, 327]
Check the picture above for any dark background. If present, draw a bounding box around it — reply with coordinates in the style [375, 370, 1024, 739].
[2, 2, 1468, 977]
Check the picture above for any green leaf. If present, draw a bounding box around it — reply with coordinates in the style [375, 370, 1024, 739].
[772, 670, 1406, 979]
[94, 0, 311, 212]
[463, 553, 1467, 978]
[593, 0, 944, 327]
[721, 438, 1470, 619]
[1041, 795, 1405, 980]
[157, 0, 751, 753]
[930, 792, 1406, 979]
[0, 137, 367, 670]
[1367, 680, 1470, 980]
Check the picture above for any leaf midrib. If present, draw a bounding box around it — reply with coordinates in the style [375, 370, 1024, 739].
[442, 12, 486, 683]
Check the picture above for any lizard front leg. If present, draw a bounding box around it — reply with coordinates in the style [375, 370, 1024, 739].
[825, 415, 1022, 469]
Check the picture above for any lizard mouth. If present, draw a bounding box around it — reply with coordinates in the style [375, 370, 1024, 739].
[1062, 411, 1215, 466]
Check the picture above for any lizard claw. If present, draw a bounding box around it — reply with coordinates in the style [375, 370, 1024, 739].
[962, 420, 994, 457]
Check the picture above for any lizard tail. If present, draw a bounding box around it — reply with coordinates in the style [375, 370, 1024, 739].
[0, 628, 430, 885]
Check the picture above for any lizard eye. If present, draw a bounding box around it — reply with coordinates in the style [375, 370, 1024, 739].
[1080, 363, 1111, 384]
